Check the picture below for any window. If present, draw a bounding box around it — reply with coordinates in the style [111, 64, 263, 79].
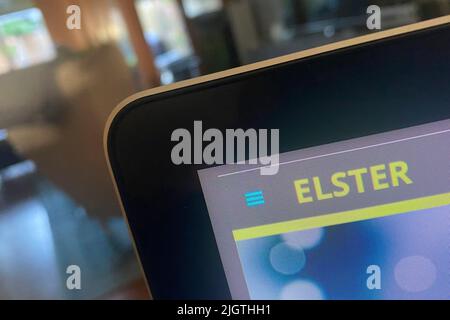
[182, 0, 222, 18]
[0, 8, 56, 75]
[135, 0, 192, 57]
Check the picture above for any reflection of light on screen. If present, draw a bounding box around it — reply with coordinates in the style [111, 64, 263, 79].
[282, 227, 324, 250]
[0, 129, 7, 141]
[269, 242, 306, 275]
[280, 280, 324, 300]
[394, 255, 437, 293]
[1, 160, 36, 181]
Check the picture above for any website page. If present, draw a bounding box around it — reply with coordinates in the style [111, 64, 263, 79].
[198, 119, 450, 299]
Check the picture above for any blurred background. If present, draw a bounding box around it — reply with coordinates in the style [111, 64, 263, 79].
[0, 0, 448, 299]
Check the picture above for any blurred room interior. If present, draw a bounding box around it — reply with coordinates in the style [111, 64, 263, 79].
[0, 0, 448, 299]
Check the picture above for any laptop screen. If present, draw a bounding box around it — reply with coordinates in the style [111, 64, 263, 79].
[198, 119, 450, 299]
[107, 19, 450, 299]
